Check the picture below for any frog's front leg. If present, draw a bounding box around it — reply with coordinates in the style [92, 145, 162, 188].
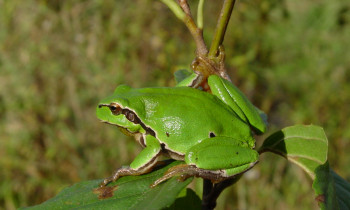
[151, 137, 259, 187]
[100, 135, 161, 187]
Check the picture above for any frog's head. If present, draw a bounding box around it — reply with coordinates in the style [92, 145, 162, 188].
[97, 100, 150, 147]
[97, 102, 145, 133]
[97, 85, 148, 137]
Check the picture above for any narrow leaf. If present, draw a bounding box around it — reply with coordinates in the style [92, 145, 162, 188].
[22, 161, 192, 210]
[259, 125, 328, 179]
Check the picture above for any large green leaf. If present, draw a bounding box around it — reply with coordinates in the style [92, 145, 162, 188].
[259, 125, 328, 179]
[313, 162, 350, 210]
[23, 161, 193, 210]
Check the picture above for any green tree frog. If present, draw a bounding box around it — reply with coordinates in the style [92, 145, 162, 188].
[97, 74, 266, 188]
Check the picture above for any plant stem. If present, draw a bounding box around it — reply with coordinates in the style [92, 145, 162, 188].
[208, 0, 236, 57]
[161, 0, 208, 56]
[178, 0, 208, 56]
[202, 175, 242, 209]
[202, 179, 213, 207]
[184, 17, 208, 56]
[202, 179, 215, 210]
[197, 0, 205, 30]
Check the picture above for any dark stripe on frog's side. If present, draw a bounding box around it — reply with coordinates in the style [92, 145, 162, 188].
[119, 108, 156, 137]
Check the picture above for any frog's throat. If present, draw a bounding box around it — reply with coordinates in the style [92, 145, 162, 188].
[112, 126, 146, 148]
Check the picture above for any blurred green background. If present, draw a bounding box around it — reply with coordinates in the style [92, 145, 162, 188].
[1, 0, 349, 209]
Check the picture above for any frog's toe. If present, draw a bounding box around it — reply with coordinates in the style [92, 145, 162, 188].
[99, 177, 113, 188]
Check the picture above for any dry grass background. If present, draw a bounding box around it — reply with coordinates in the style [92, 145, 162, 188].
[0, 0, 349, 209]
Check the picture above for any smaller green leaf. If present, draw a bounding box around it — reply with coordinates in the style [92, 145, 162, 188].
[259, 125, 328, 179]
[22, 161, 193, 210]
[312, 161, 350, 210]
[174, 69, 192, 84]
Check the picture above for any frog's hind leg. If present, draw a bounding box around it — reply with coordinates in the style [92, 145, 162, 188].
[150, 164, 228, 188]
[151, 162, 258, 188]
[151, 137, 259, 188]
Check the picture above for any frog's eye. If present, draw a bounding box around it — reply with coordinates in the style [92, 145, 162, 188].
[109, 104, 122, 115]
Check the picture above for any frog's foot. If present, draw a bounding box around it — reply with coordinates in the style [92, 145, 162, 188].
[99, 167, 148, 188]
[150, 164, 228, 188]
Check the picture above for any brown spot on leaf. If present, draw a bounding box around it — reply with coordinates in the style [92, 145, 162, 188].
[93, 185, 118, 200]
[315, 194, 325, 205]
